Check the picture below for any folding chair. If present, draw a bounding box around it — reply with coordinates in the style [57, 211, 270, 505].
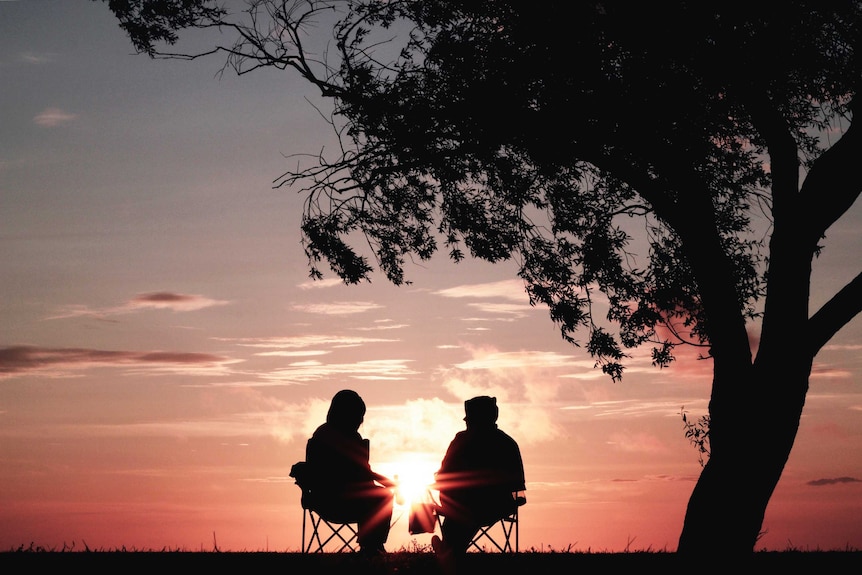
[469, 494, 525, 552]
[300, 506, 359, 553]
[290, 461, 359, 553]
[429, 490, 526, 553]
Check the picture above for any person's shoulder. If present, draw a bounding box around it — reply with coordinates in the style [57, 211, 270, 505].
[450, 429, 468, 441]
[495, 427, 520, 443]
[310, 423, 341, 443]
[447, 429, 469, 445]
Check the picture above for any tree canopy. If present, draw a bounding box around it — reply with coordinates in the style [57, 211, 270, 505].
[101, 0, 861, 379]
[101, 0, 862, 553]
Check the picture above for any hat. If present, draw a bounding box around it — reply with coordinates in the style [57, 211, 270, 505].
[464, 396, 498, 423]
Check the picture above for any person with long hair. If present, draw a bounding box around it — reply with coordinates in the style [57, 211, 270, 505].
[304, 389, 395, 555]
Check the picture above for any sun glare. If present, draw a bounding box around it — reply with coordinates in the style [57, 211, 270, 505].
[378, 454, 439, 508]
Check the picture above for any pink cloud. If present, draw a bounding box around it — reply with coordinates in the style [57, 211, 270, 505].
[46, 292, 229, 319]
[33, 107, 77, 127]
[0, 345, 230, 378]
[807, 477, 862, 486]
[128, 292, 229, 312]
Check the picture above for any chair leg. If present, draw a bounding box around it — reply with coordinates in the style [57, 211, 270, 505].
[515, 510, 521, 553]
[501, 518, 516, 552]
[302, 509, 359, 553]
[470, 523, 505, 552]
[301, 507, 308, 553]
[468, 512, 519, 553]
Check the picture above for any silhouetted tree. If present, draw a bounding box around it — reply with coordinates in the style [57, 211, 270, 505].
[100, 0, 862, 554]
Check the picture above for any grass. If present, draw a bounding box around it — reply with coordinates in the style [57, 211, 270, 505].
[2, 543, 860, 574]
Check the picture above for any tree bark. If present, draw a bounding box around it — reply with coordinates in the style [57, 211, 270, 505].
[678, 203, 815, 554]
[677, 355, 811, 555]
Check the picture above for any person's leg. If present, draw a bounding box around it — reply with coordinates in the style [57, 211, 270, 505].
[439, 516, 478, 554]
[436, 494, 479, 554]
[356, 486, 393, 552]
[432, 516, 478, 575]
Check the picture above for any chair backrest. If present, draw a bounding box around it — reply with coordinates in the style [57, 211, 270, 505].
[289, 461, 316, 510]
[290, 461, 311, 489]
[291, 460, 360, 553]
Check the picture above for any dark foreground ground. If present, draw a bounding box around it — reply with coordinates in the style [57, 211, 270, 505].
[2, 550, 861, 573]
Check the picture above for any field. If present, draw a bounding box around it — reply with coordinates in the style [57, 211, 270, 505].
[2, 549, 860, 573]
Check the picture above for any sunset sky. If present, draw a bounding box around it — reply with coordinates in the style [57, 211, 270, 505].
[2, 0, 861, 553]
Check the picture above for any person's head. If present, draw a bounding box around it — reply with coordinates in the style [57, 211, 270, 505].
[326, 389, 366, 431]
[463, 396, 498, 428]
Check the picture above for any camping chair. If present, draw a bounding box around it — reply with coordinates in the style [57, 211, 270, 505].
[469, 493, 526, 552]
[423, 490, 526, 553]
[290, 461, 359, 553]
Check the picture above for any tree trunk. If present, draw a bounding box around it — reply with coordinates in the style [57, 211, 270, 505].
[677, 356, 812, 555]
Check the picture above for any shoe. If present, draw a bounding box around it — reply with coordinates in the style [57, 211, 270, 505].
[432, 535, 452, 557]
[359, 544, 385, 556]
[431, 535, 455, 575]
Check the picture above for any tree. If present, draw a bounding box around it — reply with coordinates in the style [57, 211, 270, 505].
[100, 0, 862, 554]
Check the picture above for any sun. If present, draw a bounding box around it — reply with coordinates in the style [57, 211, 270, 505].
[378, 454, 439, 509]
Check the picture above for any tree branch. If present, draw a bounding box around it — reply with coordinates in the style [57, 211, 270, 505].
[799, 101, 862, 246]
[808, 271, 862, 356]
[745, 93, 800, 220]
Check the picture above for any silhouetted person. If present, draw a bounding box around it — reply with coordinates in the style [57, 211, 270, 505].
[432, 396, 526, 563]
[304, 389, 395, 555]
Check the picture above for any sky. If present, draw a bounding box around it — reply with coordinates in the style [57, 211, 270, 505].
[1, 0, 861, 554]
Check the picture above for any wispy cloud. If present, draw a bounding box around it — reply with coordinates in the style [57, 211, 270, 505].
[0, 345, 236, 379]
[565, 398, 698, 420]
[291, 301, 383, 315]
[434, 279, 527, 301]
[353, 320, 408, 331]
[20, 51, 52, 64]
[33, 107, 77, 127]
[821, 343, 862, 351]
[466, 301, 534, 319]
[807, 476, 862, 486]
[296, 278, 343, 290]
[255, 350, 331, 358]
[607, 430, 670, 454]
[810, 364, 855, 379]
[128, 292, 229, 311]
[451, 348, 590, 371]
[223, 334, 397, 350]
[46, 292, 229, 320]
[260, 358, 418, 384]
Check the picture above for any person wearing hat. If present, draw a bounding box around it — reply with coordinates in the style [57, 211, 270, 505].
[303, 389, 396, 555]
[432, 396, 526, 560]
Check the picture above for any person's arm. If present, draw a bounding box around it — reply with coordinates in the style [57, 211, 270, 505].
[372, 471, 396, 488]
[360, 438, 395, 487]
[510, 439, 526, 491]
[431, 435, 463, 492]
